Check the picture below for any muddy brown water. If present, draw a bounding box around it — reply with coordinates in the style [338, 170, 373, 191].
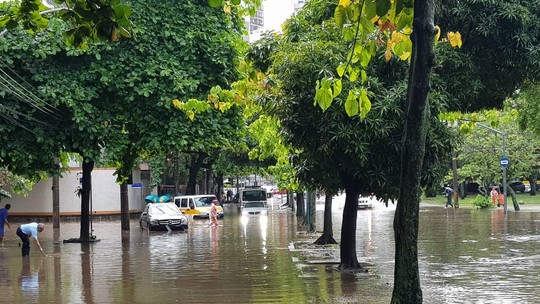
[1, 195, 539, 303]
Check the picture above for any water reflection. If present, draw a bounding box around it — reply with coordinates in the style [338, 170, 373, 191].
[3, 198, 540, 303]
[241, 214, 268, 255]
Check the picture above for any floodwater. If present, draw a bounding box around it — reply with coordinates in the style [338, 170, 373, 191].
[1, 195, 540, 303]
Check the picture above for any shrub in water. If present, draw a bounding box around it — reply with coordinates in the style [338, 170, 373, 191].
[472, 195, 492, 209]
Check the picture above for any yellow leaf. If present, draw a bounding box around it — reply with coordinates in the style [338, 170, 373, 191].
[172, 99, 184, 109]
[223, 4, 231, 14]
[391, 31, 403, 44]
[384, 48, 392, 62]
[403, 26, 412, 35]
[447, 31, 462, 48]
[399, 52, 410, 60]
[187, 110, 195, 121]
[339, 0, 351, 7]
[434, 25, 441, 44]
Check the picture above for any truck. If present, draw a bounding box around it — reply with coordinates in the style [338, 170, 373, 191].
[239, 187, 268, 208]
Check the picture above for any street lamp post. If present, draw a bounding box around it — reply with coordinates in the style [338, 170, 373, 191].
[476, 123, 508, 215]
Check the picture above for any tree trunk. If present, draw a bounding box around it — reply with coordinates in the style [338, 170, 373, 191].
[314, 191, 337, 245]
[80, 160, 94, 241]
[288, 191, 295, 212]
[392, 1, 436, 302]
[530, 173, 538, 196]
[506, 185, 520, 211]
[205, 167, 212, 194]
[120, 181, 130, 231]
[52, 159, 60, 228]
[216, 172, 224, 202]
[186, 153, 206, 195]
[452, 152, 459, 208]
[339, 182, 361, 269]
[307, 190, 316, 232]
[296, 192, 305, 217]
[174, 151, 180, 196]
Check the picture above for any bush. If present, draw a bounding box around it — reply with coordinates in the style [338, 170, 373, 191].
[472, 195, 492, 209]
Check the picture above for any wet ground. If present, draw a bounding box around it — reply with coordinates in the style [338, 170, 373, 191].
[1, 195, 540, 303]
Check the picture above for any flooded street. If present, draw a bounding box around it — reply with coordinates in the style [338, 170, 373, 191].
[1, 195, 540, 303]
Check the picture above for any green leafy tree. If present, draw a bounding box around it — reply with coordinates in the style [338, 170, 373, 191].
[515, 85, 540, 194]
[457, 109, 540, 202]
[0, 0, 133, 46]
[327, 0, 539, 301]
[434, 0, 540, 111]
[0, 0, 244, 236]
[264, 0, 453, 276]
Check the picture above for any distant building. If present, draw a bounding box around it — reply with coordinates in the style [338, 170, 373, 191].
[244, 0, 305, 42]
[248, 6, 265, 34]
[293, 0, 305, 14]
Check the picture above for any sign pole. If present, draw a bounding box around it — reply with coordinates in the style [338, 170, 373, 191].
[502, 134, 508, 216]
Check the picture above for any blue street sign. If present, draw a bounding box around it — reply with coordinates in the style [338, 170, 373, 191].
[132, 183, 143, 188]
[500, 157, 509, 168]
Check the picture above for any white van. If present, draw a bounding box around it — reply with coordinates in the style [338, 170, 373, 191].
[173, 194, 224, 218]
[239, 188, 268, 207]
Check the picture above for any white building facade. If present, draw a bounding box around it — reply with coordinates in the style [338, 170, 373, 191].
[5, 166, 150, 220]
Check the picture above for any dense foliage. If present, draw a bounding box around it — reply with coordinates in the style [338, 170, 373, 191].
[266, 0, 453, 200]
[435, 0, 540, 111]
[0, 0, 244, 182]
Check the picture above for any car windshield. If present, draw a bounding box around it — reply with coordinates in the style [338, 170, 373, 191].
[194, 196, 216, 207]
[242, 190, 266, 201]
[151, 204, 181, 216]
[244, 202, 265, 208]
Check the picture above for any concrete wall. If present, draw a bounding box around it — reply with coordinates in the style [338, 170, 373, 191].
[4, 167, 148, 218]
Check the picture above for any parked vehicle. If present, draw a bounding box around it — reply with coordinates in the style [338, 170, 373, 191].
[139, 202, 188, 231]
[523, 180, 540, 192]
[173, 194, 224, 218]
[239, 188, 268, 207]
[241, 201, 267, 216]
[509, 181, 526, 193]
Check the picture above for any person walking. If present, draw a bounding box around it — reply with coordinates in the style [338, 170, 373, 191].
[210, 200, 219, 227]
[0, 203, 12, 247]
[444, 186, 454, 208]
[490, 187, 499, 207]
[226, 189, 233, 203]
[16, 223, 47, 257]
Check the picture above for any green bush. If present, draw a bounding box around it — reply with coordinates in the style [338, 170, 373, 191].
[472, 195, 492, 209]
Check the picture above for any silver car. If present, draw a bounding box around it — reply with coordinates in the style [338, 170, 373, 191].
[140, 203, 189, 231]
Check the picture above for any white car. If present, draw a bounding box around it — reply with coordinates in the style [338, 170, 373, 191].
[241, 201, 267, 216]
[140, 202, 189, 231]
[358, 197, 374, 209]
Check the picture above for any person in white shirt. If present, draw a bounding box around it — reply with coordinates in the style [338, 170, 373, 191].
[16, 222, 46, 257]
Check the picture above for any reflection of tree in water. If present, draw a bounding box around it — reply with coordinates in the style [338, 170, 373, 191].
[121, 233, 135, 303]
[81, 244, 94, 303]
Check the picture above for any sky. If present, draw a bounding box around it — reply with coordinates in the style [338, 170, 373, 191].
[262, 0, 296, 32]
